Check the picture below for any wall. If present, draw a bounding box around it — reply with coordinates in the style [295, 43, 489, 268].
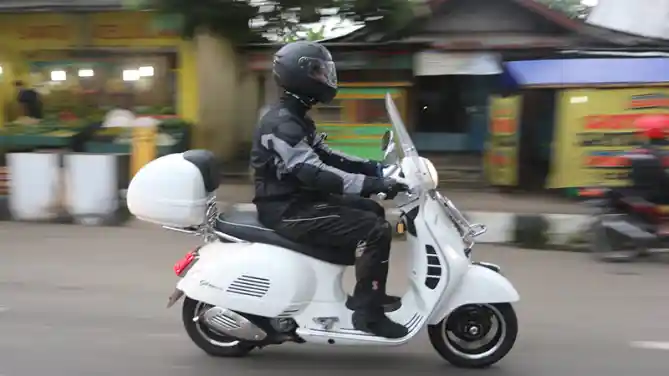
[192, 32, 260, 160]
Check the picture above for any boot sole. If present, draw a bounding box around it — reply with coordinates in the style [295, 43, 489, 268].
[345, 295, 402, 313]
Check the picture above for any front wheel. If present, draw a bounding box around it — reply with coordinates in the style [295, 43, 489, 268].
[428, 303, 517, 368]
[182, 297, 255, 357]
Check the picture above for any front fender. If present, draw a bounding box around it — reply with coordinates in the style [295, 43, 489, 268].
[429, 264, 520, 325]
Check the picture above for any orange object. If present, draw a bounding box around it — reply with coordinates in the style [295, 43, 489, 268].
[578, 188, 605, 197]
[634, 115, 669, 140]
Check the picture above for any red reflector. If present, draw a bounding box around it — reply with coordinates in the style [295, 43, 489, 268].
[174, 251, 196, 276]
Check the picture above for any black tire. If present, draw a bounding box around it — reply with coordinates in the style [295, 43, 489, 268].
[428, 303, 518, 369]
[182, 297, 255, 357]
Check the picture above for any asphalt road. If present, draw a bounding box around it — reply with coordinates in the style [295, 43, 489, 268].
[2, 222, 669, 376]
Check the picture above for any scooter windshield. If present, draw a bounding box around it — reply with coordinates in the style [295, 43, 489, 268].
[385, 94, 436, 196]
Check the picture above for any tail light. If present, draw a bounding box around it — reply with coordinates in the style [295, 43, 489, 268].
[174, 249, 198, 277]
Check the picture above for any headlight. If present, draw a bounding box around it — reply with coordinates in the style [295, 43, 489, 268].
[419, 157, 439, 189]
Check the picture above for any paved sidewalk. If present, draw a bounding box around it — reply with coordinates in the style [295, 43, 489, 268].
[216, 184, 590, 214]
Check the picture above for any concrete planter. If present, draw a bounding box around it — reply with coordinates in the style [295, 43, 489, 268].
[6, 152, 131, 226]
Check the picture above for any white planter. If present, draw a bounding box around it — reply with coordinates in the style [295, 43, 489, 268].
[65, 153, 119, 221]
[8, 153, 62, 221]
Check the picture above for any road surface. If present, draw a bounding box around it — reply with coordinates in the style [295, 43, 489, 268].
[1, 222, 668, 376]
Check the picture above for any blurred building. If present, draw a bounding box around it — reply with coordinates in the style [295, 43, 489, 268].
[243, 0, 668, 188]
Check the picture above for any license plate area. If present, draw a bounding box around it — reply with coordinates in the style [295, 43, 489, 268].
[174, 248, 200, 277]
[166, 288, 184, 308]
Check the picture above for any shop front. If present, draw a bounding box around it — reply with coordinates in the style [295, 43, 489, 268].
[0, 11, 201, 222]
[412, 51, 502, 153]
[485, 57, 669, 192]
[0, 11, 198, 125]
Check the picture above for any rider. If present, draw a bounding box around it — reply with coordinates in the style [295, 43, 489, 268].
[625, 115, 669, 204]
[250, 41, 409, 339]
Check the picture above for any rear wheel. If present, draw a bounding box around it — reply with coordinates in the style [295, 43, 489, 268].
[428, 303, 517, 368]
[182, 297, 255, 357]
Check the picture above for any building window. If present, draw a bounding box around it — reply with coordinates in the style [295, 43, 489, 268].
[356, 98, 388, 124]
[415, 75, 468, 133]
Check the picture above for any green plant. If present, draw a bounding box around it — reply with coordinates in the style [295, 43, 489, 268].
[535, 0, 592, 19]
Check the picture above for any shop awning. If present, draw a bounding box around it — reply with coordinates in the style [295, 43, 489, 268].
[503, 58, 669, 87]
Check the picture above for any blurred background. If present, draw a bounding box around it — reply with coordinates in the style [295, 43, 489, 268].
[3, 1, 669, 376]
[3, 0, 669, 197]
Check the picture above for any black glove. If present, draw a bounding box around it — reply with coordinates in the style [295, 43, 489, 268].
[362, 177, 409, 199]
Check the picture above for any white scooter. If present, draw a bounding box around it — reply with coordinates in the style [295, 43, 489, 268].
[126, 94, 519, 368]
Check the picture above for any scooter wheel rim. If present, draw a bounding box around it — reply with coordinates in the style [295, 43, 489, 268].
[193, 301, 241, 348]
[440, 304, 507, 360]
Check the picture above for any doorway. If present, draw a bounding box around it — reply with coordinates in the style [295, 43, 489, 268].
[414, 75, 497, 152]
[517, 89, 557, 190]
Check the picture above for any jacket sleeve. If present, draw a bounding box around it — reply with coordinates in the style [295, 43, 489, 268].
[312, 133, 381, 176]
[261, 120, 370, 195]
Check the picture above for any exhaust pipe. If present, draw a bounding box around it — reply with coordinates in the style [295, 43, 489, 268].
[201, 307, 268, 342]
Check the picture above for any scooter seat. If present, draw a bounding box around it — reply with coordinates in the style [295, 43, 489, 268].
[215, 211, 353, 265]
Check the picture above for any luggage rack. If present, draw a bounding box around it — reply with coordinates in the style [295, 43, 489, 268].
[162, 195, 246, 243]
[432, 190, 487, 249]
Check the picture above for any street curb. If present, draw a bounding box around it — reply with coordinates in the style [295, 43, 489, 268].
[229, 204, 592, 252]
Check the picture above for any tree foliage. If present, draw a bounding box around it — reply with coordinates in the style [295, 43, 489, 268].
[535, 0, 592, 19]
[283, 25, 327, 42]
[130, 0, 414, 43]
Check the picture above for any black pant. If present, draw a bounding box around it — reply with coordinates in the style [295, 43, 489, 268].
[265, 194, 392, 311]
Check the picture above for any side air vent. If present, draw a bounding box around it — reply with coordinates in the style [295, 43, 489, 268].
[227, 275, 270, 298]
[424, 245, 442, 289]
[278, 304, 302, 317]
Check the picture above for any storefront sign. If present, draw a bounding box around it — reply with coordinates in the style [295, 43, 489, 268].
[18, 25, 72, 40]
[93, 24, 177, 39]
[549, 89, 669, 188]
[89, 12, 179, 44]
[485, 95, 521, 186]
[414, 51, 502, 76]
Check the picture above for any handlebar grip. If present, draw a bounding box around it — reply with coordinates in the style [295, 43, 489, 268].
[377, 192, 387, 200]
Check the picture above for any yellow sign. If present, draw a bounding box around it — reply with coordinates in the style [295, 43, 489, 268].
[0, 12, 179, 50]
[90, 12, 179, 47]
[0, 14, 77, 48]
[18, 25, 72, 40]
[485, 95, 521, 186]
[549, 88, 669, 188]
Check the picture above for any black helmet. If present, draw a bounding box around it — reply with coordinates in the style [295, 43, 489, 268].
[273, 41, 338, 104]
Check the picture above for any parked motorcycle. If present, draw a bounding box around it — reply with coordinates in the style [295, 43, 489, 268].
[581, 188, 669, 262]
[125, 94, 520, 368]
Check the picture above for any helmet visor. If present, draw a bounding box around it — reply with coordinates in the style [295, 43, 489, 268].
[300, 57, 337, 88]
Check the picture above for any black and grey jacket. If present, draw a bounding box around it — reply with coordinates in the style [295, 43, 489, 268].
[251, 95, 382, 207]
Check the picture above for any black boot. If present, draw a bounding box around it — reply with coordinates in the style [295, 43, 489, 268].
[352, 309, 408, 339]
[346, 293, 402, 312]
